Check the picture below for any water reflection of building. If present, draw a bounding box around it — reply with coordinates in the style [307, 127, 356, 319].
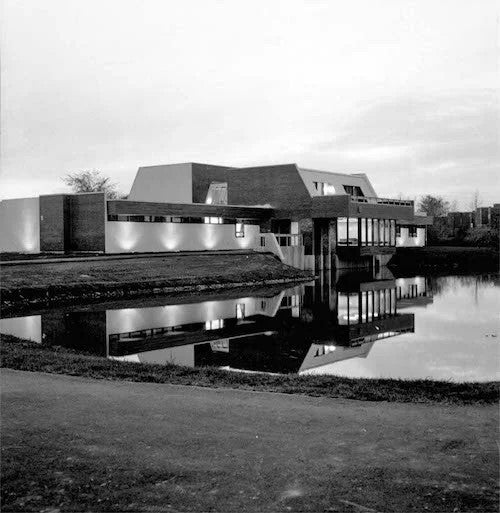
[0, 269, 425, 376]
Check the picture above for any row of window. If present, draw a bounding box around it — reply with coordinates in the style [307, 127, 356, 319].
[312, 182, 365, 197]
[108, 214, 258, 225]
[337, 218, 397, 247]
[338, 289, 397, 325]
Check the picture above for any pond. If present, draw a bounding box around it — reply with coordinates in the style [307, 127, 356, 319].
[1, 270, 498, 382]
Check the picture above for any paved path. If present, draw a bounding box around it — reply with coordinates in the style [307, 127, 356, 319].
[2, 370, 498, 512]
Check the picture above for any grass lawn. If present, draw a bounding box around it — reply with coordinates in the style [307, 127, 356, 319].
[1, 252, 312, 309]
[1, 335, 498, 405]
[2, 369, 498, 512]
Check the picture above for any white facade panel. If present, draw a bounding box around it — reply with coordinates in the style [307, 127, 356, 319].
[105, 221, 260, 254]
[128, 163, 193, 203]
[0, 315, 42, 343]
[0, 197, 40, 253]
[396, 227, 426, 247]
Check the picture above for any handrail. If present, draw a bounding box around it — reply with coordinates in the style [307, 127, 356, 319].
[274, 234, 302, 247]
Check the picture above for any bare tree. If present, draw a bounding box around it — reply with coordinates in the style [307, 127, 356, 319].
[62, 170, 119, 198]
[470, 190, 481, 212]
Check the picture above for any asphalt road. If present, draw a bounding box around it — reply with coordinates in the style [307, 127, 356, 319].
[1, 369, 498, 512]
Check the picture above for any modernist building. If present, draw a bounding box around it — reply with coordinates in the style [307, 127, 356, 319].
[0, 162, 431, 270]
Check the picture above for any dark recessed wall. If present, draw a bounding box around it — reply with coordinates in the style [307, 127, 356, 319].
[67, 193, 105, 252]
[39, 195, 69, 252]
[227, 164, 312, 218]
[191, 163, 233, 204]
[40, 193, 105, 253]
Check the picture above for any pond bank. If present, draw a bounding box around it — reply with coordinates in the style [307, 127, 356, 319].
[0, 252, 312, 312]
[390, 246, 498, 272]
[1, 336, 498, 405]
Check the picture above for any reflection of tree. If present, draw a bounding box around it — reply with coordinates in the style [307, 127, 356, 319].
[428, 274, 499, 299]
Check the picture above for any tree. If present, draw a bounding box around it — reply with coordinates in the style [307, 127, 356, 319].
[417, 195, 450, 217]
[62, 170, 119, 198]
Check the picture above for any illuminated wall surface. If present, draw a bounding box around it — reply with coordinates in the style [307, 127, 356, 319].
[105, 297, 273, 337]
[105, 221, 260, 253]
[0, 197, 40, 253]
[0, 315, 42, 343]
[396, 227, 426, 247]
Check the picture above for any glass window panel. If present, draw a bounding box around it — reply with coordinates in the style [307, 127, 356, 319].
[348, 218, 359, 246]
[390, 220, 396, 246]
[348, 293, 359, 324]
[337, 293, 349, 324]
[379, 290, 386, 316]
[337, 217, 348, 245]
[373, 290, 380, 318]
[367, 219, 373, 245]
[367, 291, 373, 321]
[361, 291, 367, 321]
[385, 220, 390, 246]
[373, 219, 379, 244]
[379, 220, 385, 245]
[360, 218, 367, 245]
[323, 183, 336, 195]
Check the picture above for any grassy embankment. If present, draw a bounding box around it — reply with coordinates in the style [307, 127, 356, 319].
[2, 335, 497, 405]
[390, 246, 498, 272]
[1, 252, 312, 311]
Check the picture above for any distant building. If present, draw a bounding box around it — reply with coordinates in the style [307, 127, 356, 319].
[475, 205, 499, 229]
[0, 162, 432, 271]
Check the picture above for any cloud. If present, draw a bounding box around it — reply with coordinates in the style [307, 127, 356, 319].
[306, 90, 499, 207]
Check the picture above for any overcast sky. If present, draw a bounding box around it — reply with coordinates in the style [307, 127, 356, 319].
[1, 0, 498, 208]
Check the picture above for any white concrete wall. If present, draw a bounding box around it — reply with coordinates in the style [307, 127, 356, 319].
[0, 197, 40, 253]
[128, 163, 193, 203]
[106, 297, 270, 337]
[396, 227, 426, 247]
[105, 221, 260, 253]
[254, 232, 284, 261]
[0, 315, 42, 343]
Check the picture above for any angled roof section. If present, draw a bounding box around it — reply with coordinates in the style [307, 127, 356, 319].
[226, 164, 312, 217]
[298, 167, 377, 197]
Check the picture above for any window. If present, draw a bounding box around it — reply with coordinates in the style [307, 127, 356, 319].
[313, 181, 335, 195]
[367, 219, 373, 245]
[396, 224, 401, 237]
[390, 220, 396, 246]
[204, 217, 223, 224]
[409, 226, 418, 237]
[337, 217, 348, 245]
[205, 319, 224, 330]
[348, 218, 359, 246]
[235, 222, 245, 238]
[360, 218, 367, 245]
[373, 219, 379, 244]
[323, 183, 336, 195]
[236, 303, 245, 319]
[343, 185, 364, 197]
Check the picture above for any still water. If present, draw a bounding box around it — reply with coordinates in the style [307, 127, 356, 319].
[1, 270, 498, 382]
